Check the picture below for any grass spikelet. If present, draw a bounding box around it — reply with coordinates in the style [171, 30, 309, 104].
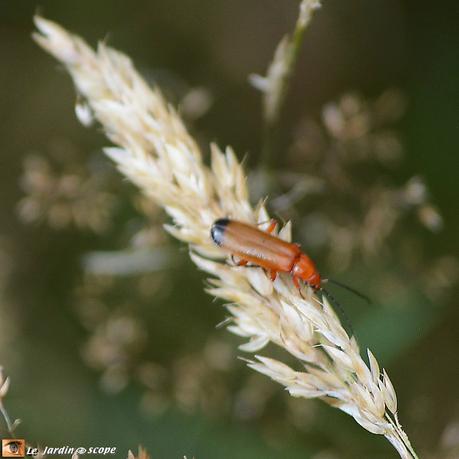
[33, 16, 418, 458]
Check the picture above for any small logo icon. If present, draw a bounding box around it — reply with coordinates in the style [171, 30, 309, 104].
[1, 439, 25, 457]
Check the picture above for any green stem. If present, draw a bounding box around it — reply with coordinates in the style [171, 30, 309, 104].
[261, 3, 313, 172]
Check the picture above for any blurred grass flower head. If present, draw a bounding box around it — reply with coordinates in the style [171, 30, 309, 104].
[18, 144, 116, 232]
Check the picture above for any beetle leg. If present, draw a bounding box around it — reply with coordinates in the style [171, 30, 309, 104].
[292, 276, 300, 289]
[270, 270, 278, 281]
[293, 276, 306, 298]
[230, 255, 249, 267]
[266, 219, 277, 234]
[256, 218, 278, 234]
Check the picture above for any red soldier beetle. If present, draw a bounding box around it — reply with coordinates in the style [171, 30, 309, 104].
[210, 218, 370, 304]
[210, 218, 322, 291]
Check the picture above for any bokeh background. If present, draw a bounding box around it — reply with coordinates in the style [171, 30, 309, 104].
[1, 1, 458, 458]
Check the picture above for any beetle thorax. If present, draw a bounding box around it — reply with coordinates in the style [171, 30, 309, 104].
[292, 254, 321, 290]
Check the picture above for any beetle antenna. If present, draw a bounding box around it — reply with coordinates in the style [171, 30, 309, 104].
[327, 279, 372, 305]
[320, 288, 354, 337]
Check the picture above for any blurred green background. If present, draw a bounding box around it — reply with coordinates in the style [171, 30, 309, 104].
[1, 1, 458, 458]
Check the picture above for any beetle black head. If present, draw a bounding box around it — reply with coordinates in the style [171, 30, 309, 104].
[210, 218, 230, 246]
